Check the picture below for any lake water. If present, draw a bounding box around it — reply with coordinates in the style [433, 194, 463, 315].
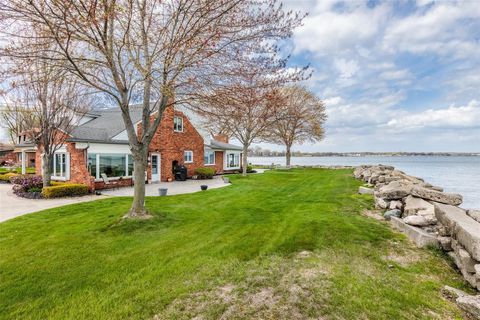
[249, 156, 480, 210]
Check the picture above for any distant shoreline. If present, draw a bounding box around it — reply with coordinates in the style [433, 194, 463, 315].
[249, 153, 480, 157]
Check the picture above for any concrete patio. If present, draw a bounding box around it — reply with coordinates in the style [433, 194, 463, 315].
[101, 175, 230, 196]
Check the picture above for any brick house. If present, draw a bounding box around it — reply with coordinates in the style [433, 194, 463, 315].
[14, 105, 243, 190]
[0, 143, 17, 165]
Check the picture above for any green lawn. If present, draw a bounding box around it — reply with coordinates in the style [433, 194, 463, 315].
[0, 169, 468, 319]
[0, 167, 36, 174]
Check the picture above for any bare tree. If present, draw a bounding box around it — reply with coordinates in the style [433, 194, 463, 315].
[2, 58, 90, 186]
[0, 0, 304, 217]
[0, 102, 36, 145]
[269, 86, 327, 166]
[195, 62, 304, 176]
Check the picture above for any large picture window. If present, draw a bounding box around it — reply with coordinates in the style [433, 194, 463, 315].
[88, 153, 133, 179]
[174, 116, 183, 132]
[99, 154, 126, 177]
[204, 150, 215, 165]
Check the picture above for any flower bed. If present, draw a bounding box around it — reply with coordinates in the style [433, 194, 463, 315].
[11, 175, 44, 198]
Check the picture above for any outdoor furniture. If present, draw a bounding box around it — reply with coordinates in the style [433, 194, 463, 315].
[101, 173, 120, 189]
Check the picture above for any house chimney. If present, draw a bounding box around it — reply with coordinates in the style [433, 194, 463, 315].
[213, 133, 229, 143]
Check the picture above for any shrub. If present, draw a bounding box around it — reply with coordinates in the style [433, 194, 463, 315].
[247, 165, 253, 173]
[0, 172, 19, 183]
[50, 181, 66, 186]
[11, 175, 43, 193]
[42, 184, 89, 198]
[195, 167, 215, 179]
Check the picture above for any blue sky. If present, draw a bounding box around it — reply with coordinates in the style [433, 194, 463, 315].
[255, 0, 480, 152]
[1, 0, 478, 152]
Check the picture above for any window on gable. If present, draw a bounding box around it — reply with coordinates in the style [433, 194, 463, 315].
[204, 151, 215, 165]
[174, 116, 184, 132]
[184, 150, 193, 163]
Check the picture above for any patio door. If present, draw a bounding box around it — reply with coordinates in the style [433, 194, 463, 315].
[151, 153, 161, 182]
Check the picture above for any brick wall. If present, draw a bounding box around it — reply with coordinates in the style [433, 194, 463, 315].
[140, 106, 205, 181]
[95, 178, 133, 190]
[213, 151, 224, 174]
[0, 151, 17, 166]
[66, 142, 95, 190]
[213, 134, 229, 143]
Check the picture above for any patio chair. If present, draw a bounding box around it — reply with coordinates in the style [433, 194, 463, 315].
[101, 173, 120, 190]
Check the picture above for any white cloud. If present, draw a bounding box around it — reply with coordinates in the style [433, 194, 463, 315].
[385, 100, 480, 132]
[333, 58, 359, 78]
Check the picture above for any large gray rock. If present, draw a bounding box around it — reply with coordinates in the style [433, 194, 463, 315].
[456, 295, 480, 319]
[452, 239, 478, 273]
[442, 285, 467, 300]
[390, 216, 439, 248]
[374, 195, 389, 209]
[403, 195, 435, 216]
[411, 186, 462, 205]
[434, 203, 480, 261]
[384, 209, 401, 221]
[468, 209, 480, 223]
[377, 181, 413, 200]
[389, 200, 403, 210]
[438, 236, 452, 251]
[358, 186, 374, 195]
[403, 215, 432, 227]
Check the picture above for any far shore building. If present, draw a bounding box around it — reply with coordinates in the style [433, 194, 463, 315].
[13, 105, 243, 191]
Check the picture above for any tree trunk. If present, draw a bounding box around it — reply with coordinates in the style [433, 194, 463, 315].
[242, 144, 248, 176]
[128, 150, 149, 218]
[285, 144, 291, 167]
[42, 153, 52, 187]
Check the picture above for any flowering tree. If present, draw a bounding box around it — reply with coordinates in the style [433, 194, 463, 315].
[0, 0, 304, 217]
[269, 86, 327, 166]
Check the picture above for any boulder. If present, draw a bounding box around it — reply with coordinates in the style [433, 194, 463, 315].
[403, 215, 432, 227]
[442, 285, 467, 300]
[452, 240, 478, 273]
[377, 181, 413, 200]
[374, 195, 389, 209]
[389, 200, 403, 210]
[358, 186, 374, 195]
[434, 203, 480, 261]
[384, 209, 401, 221]
[438, 236, 452, 251]
[411, 186, 462, 206]
[390, 217, 439, 248]
[403, 195, 434, 216]
[468, 209, 480, 223]
[456, 295, 480, 319]
[431, 186, 444, 192]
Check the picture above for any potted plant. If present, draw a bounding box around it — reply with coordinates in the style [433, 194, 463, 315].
[158, 188, 168, 196]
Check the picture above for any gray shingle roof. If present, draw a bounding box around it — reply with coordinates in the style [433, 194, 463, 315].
[69, 105, 144, 143]
[207, 140, 243, 151]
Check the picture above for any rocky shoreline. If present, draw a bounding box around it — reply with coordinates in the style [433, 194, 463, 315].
[354, 164, 480, 318]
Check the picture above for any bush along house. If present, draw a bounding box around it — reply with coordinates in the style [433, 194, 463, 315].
[13, 105, 243, 191]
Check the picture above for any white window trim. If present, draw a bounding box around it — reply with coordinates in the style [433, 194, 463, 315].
[89, 153, 133, 181]
[224, 151, 241, 169]
[204, 150, 215, 166]
[184, 150, 193, 163]
[174, 116, 184, 132]
[51, 152, 70, 181]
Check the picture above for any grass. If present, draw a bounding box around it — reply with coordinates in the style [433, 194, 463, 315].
[0, 169, 468, 319]
[0, 167, 36, 174]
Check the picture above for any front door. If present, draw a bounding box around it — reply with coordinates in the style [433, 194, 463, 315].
[151, 153, 161, 182]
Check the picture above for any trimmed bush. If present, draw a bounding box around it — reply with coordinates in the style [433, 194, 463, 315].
[42, 184, 89, 198]
[50, 181, 66, 186]
[0, 172, 19, 183]
[247, 165, 253, 173]
[195, 167, 215, 179]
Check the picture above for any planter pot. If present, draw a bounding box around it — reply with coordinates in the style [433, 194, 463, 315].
[200, 185, 208, 191]
[158, 188, 168, 196]
[223, 177, 230, 184]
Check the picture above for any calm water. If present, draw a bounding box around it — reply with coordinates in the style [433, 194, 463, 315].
[249, 156, 480, 210]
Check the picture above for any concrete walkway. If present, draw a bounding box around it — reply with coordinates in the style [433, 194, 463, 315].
[101, 175, 230, 196]
[0, 183, 107, 223]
